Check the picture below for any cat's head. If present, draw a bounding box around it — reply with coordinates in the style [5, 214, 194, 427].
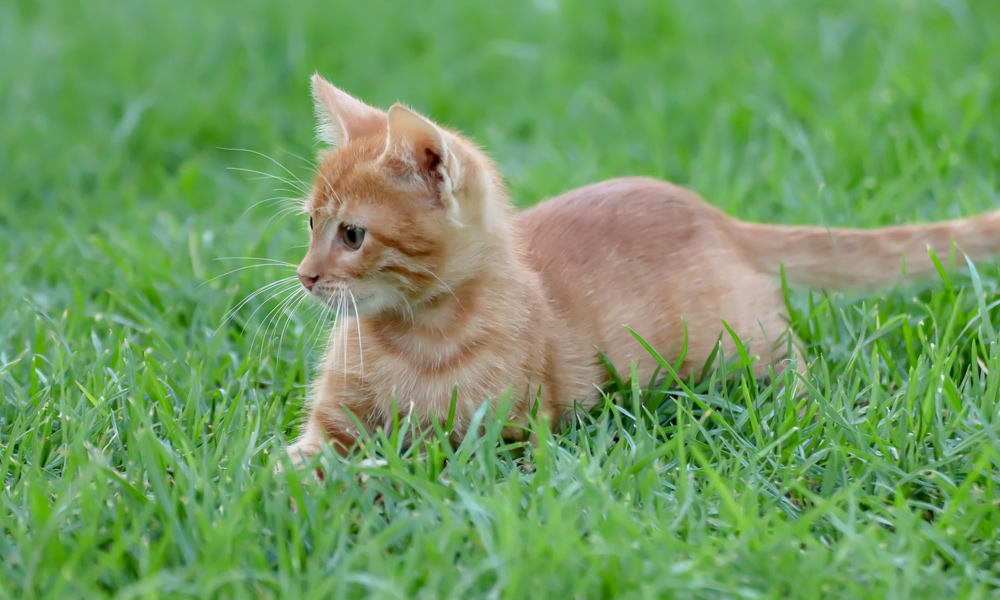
[296, 74, 509, 317]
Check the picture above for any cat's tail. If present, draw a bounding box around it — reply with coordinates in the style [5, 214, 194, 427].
[724, 211, 1000, 290]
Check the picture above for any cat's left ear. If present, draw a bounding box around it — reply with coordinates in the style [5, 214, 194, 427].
[383, 103, 461, 213]
[311, 74, 384, 146]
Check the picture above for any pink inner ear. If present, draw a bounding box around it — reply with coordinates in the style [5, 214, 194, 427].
[418, 145, 443, 175]
[386, 104, 449, 177]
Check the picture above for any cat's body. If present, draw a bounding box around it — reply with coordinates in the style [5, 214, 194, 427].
[285, 75, 1000, 461]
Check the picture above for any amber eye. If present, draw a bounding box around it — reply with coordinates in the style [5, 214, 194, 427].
[342, 225, 365, 250]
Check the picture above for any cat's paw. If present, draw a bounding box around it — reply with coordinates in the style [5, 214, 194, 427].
[282, 442, 325, 481]
[286, 442, 318, 464]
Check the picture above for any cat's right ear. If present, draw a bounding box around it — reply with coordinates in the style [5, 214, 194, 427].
[310, 74, 384, 146]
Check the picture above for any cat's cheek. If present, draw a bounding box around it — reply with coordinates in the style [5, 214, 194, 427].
[354, 246, 387, 278]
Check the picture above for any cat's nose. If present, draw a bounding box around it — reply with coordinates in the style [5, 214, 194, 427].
[298, 271, 319, 291]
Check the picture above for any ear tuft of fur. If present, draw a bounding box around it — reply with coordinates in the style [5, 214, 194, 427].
[310, 74, 384, 146]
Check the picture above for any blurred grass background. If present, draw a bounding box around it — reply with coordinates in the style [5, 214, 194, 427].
[2, 0, 1000, 598]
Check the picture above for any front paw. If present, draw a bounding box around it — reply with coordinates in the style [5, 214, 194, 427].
[282, 442, 325, 481]
[286, 442, 319, 465]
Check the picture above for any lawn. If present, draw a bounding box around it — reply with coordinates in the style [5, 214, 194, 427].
[2, 0, 1000, 598]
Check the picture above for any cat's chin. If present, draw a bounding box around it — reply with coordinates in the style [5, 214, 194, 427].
[311, 288, 395, 318]
[347, 292, 387, 316]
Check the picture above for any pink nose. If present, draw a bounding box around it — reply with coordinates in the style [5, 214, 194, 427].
[298, 271, 319, 291]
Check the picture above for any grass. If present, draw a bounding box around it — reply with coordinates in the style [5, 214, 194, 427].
[2, 0, 1000, 597]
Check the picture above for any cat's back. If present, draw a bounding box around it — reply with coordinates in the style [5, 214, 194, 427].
[513, 176, 753, 382]
[514, 176, 727, 270]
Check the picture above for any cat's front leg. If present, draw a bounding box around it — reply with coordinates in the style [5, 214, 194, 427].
[284, 406, 364, 481]
[285, 417, 328, 466]
[286, 358, 370, 470]
[287, 401, 364, 460]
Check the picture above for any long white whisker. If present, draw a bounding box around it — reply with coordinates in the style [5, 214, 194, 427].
[403, 298, 415, 324]
[271, 146, 344, 211]
[216, 277, 299, 334]
[329, 186, 344, 207]
[222, 277, 298, 319]
[325, 293, 344, 389]
[278, 147, 321, 172]
[266, 204, 310, 227]
[239, 195, 305, 220]
[278, 145, 340, 207]
[340, 292, 348, 391]
[213, 257, 297, 266]
[299, 299, 321, 350]
[268, 187, 309, 201]
[270, 287, 309, 350]
[219, 147, 310, 191]
[250, 284, 304, 367]
[277, 288, 312, 356]
[411, 264, 460, 306]
[264, 286, 311, 367]
[304, 291, 336, 360]
[226, 167, 309, 195]
[349, 290, 364, 381]
[317, 295, 338, 383]
[202, 263, 295, 286]
[225, 283, 300, 342]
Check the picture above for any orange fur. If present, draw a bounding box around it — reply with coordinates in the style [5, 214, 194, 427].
[285, 75, 1000, 463]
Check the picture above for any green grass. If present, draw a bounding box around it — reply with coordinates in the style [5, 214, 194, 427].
[2, 0, 1000, 597]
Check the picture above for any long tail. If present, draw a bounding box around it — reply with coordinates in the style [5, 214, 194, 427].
[724, 211, 1000, 290]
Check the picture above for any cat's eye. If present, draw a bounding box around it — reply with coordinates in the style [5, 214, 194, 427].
[308, 216, 313, 230]
[342, 225, 365, 250]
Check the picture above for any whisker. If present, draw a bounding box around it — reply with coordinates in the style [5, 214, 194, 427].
[403, 298, 416, 324]
[349, 289, 364, 381]
[328, 293, 343, 370]
[277, 147, 320, 172]
[328, 186, 344, 207]
[219, 147, 311, 192]
[276, 147, 339, 205]
[305, 291, 336, 359]
[216, 279, 299, 371]
[226, 167, 309, 196]
[268, 287, 311, 355]
[241, 282, 301, 342]
[214, 257, 297, 266]
[239, 195, 305, 221]
[216, 277, 299, 334]
[223, 275, 298, 313]
[301, 295, 326, 354]
[323, 293, 344, 390]
[251, 283, 305, 368]
[277, 288, 312, 356]
[411, 265, 461, 306]
[202, 263, 296, 287]
[340, 292, 348, 391]
[270, 186, 310, 198]
[266, 204, 310, 228]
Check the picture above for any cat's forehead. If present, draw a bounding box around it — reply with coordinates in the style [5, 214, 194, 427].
[306, 138, 388, 213]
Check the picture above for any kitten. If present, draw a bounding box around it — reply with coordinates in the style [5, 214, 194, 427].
[285, 73, 1000, 462]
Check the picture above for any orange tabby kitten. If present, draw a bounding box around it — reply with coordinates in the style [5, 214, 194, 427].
[285, 73, 1000, 462]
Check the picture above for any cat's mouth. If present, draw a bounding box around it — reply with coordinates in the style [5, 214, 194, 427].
[311, 285, 380, 316]
[312, 286, 358, 305]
